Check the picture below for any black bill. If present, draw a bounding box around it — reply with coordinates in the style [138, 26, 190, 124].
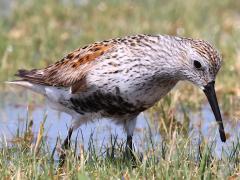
[203, 81, 226, 142]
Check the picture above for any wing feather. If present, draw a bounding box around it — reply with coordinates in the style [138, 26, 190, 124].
[16, 42, 114, 88]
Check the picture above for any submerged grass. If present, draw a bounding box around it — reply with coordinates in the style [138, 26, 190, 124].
[0, 0, 240, 179]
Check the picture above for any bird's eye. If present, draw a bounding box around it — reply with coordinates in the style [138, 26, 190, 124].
[193, 60, 202, 69]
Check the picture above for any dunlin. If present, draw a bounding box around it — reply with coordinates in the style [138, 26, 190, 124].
[8, 34, 226, 159]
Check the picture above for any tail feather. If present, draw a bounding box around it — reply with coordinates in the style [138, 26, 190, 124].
[15, 69, 31, 77]
[15, 69, 45, 84]
[6, 68, 47, 94]
[6, 80, 46, 95]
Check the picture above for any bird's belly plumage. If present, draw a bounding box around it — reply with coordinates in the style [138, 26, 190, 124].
[59, 78, 177, 118]
[68, 88, 145, 117]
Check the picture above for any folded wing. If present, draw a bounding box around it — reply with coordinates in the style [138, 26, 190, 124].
[16, 42, 114, 91]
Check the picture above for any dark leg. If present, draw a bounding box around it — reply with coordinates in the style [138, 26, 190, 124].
[59, 127, 73, 167]
[124, 118, 137, 161]
[126, 135, 133, 151]
[125, 135, 135, 161]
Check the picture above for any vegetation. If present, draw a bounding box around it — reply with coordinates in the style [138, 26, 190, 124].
[0, 0, 239, 179]
[0, 117, 239, 179]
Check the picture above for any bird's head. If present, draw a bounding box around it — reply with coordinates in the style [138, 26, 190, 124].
[182, 39, 222, 88]
[179, 39, 226, 142]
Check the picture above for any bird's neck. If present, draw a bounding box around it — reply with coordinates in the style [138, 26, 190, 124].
[138, 35, 189, 81]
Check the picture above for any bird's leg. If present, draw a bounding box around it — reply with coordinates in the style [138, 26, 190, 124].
[126, 135, 133, 151]
[125, 134, 137, 163]
[59, 127, 73, 167]
[124, 118, 137, 160]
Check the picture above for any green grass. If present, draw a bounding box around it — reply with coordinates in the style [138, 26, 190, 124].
[0, 0, 240, 179]
[0, 117, 239, 179]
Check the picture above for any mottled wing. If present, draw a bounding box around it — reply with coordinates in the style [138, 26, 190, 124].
[16, 42, 114, 92]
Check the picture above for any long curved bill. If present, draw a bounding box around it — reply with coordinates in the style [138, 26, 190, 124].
[203, 81, 226, 142]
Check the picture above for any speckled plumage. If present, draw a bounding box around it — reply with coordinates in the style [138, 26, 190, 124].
[9, 34, 225, 142]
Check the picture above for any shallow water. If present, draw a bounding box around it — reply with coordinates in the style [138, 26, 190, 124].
[0, 88, 239, 158]
[0, 88, 160, 151]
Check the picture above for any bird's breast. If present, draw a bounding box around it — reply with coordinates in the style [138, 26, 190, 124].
[126, 79, 178, 108]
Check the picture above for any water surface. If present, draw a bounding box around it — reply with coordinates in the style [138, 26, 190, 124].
[0, 88, 239, 157]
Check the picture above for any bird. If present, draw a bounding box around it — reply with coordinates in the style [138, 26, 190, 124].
[8, 34, 226, 161]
